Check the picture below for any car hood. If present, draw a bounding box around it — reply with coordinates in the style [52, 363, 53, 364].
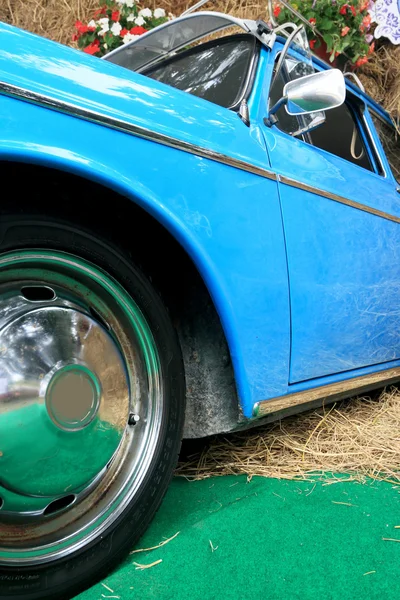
[0, 22, 268, 168]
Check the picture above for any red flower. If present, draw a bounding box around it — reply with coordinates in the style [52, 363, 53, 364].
[75, 20, 89, 35]
[120, 28, 129, 36]
[273, 4, 281, 17]
[309, 39, 316, 49]
[72, 33, 79, 41]
[355, 56, 368, 67]
[309, 17, 316, 25]
[93, 7, 106, 17]
[83, 39, 100, 55]
[111, 10, 120, 22]
[130, 26, 147, 35]
[360, 1, 369, 11]
[341, 26, 351, 36]
[339, 3, 357, 17]
[369, 41, 375, 54]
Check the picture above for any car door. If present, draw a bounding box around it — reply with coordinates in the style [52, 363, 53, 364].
[263, 50, 400, 384]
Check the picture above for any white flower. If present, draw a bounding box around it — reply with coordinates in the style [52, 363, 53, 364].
[122, 33, 140, 44]
[139, 8, 152, 18]
[154, 8, 166, 18]
[134, 16, 145, 26]
[127, 13, 135, 21]
[126, 0, 136, 6]
[103, 43, 108, 49]
[111, 22, 122, 36]
[88, 19, 96, 28]
[97, 17, 109, 35]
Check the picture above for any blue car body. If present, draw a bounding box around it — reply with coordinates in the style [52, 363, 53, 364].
[1, 19, 399, 431]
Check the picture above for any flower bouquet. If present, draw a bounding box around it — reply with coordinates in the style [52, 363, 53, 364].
[273, 0, 375, 68]
[73, 0, 169, 57]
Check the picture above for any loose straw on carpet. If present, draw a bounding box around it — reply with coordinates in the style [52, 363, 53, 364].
[177, 388, 400, 484]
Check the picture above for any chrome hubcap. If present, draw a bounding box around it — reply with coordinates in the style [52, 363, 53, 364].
[0, 250, 163, 564]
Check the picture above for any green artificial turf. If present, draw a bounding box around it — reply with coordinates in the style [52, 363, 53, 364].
[76, 475, 400, 600]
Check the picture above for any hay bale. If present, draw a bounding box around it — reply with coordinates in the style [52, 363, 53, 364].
[362, 45, 400, 120]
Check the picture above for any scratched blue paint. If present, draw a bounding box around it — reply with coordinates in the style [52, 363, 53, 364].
[1, 23, 400, 418]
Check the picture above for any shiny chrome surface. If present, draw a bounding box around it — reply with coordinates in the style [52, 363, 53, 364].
[0, 298, 128, 498]
[284, 69, 346, 115]
[253, 366, 400, 417]
[0, 251, 163, 565]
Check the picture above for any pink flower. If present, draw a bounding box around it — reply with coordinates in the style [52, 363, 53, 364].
[341, 26, 351, 36]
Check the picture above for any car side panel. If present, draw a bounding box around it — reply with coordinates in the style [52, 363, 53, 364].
[0, 94, 291, 418]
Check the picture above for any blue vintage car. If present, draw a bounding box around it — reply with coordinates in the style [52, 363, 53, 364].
[0, 9, 399, 599]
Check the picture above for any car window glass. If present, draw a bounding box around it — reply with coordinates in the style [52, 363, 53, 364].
[143, 36, 256, 109]
[370, 113, 400, 183]
[307, 101, 373, 172]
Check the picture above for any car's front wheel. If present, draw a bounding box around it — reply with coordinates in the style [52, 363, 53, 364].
[0, 215, 185, 600]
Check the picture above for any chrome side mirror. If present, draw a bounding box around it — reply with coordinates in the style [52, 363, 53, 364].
[285, 69, 346, 115]
[268, 69, 346, 119]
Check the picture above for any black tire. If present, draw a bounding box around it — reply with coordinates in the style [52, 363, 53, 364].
[0, 215, 186, 600]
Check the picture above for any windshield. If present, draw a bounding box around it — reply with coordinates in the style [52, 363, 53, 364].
[105, 12, 251, 73]
[142, 35, 257, 109]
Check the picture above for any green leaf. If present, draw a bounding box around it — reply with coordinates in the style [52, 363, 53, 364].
[324, 34, 334, 52]
[320, 18, 334, 30]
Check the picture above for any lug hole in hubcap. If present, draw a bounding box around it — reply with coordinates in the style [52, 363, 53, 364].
[44, 495, 76, 516]
[21, 285, 56, 302]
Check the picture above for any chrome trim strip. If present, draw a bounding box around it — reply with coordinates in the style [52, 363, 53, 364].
[363, 108, 387, 179]
[279, 174, 400, 225]
[0, 80, 277, 182]
[1, 80, 400, 227]
[253, 366, 400, 417]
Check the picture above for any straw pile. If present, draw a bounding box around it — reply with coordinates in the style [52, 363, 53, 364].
[177, 388, 400, 483]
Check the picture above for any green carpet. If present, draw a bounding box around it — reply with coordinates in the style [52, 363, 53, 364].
[76, 475, 400, 600]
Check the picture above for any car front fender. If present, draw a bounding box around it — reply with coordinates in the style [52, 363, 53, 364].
[0, 91, 291, 419]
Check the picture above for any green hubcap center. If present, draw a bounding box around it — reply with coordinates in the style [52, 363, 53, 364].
[46, 366, 100, 431]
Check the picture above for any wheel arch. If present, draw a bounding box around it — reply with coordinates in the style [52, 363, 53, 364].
[0, 156, 242, 437]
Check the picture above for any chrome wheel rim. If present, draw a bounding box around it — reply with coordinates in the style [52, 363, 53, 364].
[0, 250, 163, 564]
